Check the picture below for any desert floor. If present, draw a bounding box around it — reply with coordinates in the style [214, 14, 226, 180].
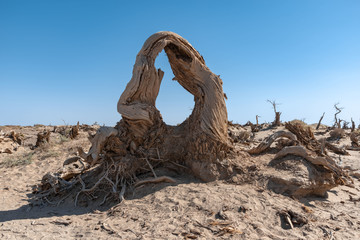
[1, 123, 359, 239]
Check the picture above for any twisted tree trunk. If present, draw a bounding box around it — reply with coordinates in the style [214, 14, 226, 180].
[116, 31, 230, 181]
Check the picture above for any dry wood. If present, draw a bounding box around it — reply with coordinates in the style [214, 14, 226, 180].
[325, 142, 349, 155]
[316, 112, 325, 130]
[117, 31, 228, 145]
[78, 127, 118, 165]
[9, 131, 23, 145]
[115, 31, 230, 181]
[351, 118, 355, 132]
[274, 146, 350, 183]
[70, 121, 80, 139]
[247, 131, 297, 154]
[267, 100, 281, 126]
[134, 176, 176, 188]
[35, 130, 50, 147]
[285, 121, 324, 155]
[333, 103, 343, 128]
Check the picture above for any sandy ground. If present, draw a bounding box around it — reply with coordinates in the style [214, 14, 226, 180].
[0, 124, 359, 239]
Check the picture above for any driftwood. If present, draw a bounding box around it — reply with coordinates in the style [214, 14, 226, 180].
[316, 112, 325, 130]
[247, 131, 297, 154]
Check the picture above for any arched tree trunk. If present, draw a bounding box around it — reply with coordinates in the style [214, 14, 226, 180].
[116, 31, 230, 181]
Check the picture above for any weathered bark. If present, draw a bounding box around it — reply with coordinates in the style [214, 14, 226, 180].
[116, 31, 230, 181]
[285, 122, 324, 156]
[274, 112, 281, 126]
[316, 112, 325, 130]
[78, 127, 118, 165]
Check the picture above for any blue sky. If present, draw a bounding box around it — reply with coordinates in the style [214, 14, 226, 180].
[1, 0, 359, 126]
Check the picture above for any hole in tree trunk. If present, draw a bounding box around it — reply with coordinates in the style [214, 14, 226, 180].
[155, 50, 194, 126]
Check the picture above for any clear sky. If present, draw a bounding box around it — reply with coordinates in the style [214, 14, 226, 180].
[1, 0, 359, 126]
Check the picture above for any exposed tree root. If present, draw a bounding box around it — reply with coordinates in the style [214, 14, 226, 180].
[134, 176, 176, 188]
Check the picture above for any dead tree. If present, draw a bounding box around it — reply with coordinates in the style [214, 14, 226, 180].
[351, 118, 355, 132]
[267, 100, 281, 126]
[115, 31, 230, 181]
[316, 112, 325, 130]
[333, 103, 343, 128]
[35, 131, 50, 147]
[70, 121, 80, 139]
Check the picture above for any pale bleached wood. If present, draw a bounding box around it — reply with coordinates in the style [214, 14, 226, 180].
[247, 131, 297, 154]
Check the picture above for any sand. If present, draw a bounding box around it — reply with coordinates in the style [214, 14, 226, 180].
[1, 124, 359, 239]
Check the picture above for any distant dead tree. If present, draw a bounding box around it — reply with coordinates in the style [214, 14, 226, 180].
[351, 118, 355, 132]
[256, 115, 260, 126]
[267, 100, 281, 126]
[316, 112, 325, 130]
[333, 103, 343, 128]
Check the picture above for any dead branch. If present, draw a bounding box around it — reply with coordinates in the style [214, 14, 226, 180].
[316, 112, 325, 130]
[145, 158, 157, 178]
[134, 176, 176, 188]
[333, 103, 343, 128]
[247, 131, 297, 154]
[75, 168, 109, 206]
